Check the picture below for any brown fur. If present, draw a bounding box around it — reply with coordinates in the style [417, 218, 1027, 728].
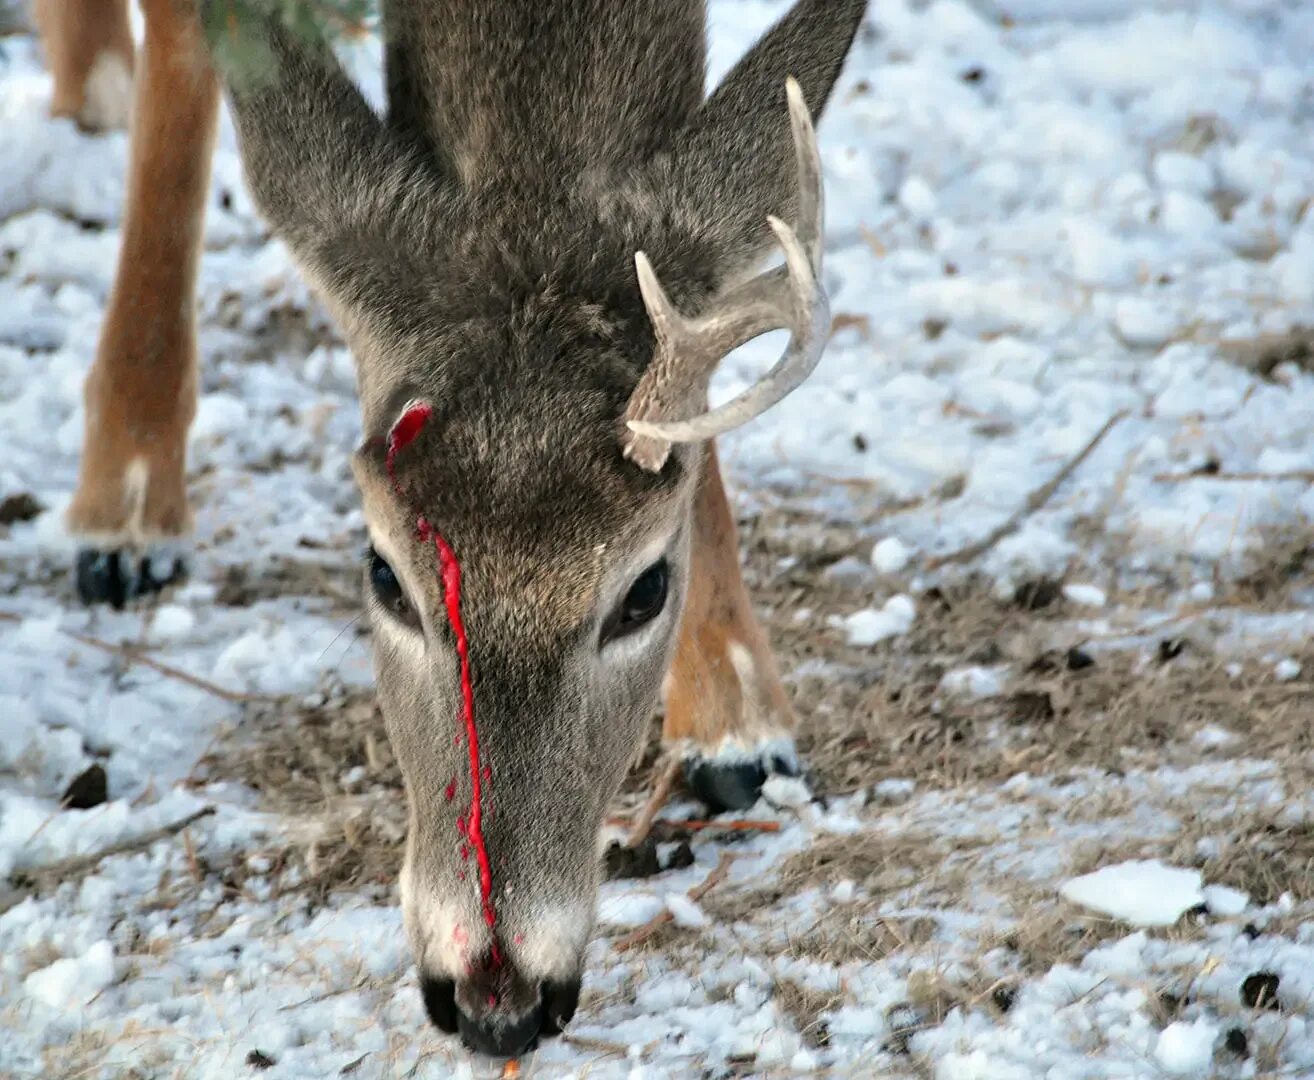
[666, 445, 795, 746]
[62, 0, 219, 544]
[35, 0, 134, 130]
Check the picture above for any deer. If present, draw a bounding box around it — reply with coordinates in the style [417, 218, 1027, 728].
[35, 0, 867, 1058]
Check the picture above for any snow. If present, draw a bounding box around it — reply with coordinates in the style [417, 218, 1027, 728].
[1202, 884, 1249, 918]
[1060, 861, 1204, 928]
[665, 894, 709, 929]
[940, 665, 1006, 699]
[871, 536, 912, 574]
[1274, 658, 1302, 682]
[4, 0, 1314, 1076]
[1062, 582, 1107, 607]
[842, 595, 917, 646]
[22, 939, 115, 1011]
[1155, 1019, 1219, 1076]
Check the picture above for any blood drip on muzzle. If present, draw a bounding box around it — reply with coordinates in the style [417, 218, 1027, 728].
[386, 403, 502, 969]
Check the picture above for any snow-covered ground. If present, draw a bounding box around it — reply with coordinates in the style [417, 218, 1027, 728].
[4, 1, 1314, 1076]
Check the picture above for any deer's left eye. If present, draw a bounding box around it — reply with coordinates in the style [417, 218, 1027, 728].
[601, 559, 670, 647]
[367, 547, 418, 629]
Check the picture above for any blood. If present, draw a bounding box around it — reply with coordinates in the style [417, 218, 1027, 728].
[386, 401, 500, 961]
[444, 778, 457, 803]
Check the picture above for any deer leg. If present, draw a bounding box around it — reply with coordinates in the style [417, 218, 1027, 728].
[66, 0, 219, 607]
[663, 445, 800, 811]
[35, 0, 135, 132]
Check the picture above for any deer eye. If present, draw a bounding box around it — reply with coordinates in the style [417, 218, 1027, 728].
[367, 547, 418, 629]
[601, 559, 670, 646]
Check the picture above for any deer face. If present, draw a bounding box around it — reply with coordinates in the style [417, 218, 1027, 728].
[351, 330, 700, 1056]
[337, 76, 828, 1057]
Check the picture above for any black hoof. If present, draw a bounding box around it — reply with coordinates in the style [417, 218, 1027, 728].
[683, 747, 801, 813]
[75, 548, 186, 609]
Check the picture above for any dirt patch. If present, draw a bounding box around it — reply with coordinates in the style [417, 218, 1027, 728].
[773, 979, 844, 1049]
[732, 500, 1314, 804]
[1219, 327, 1314, 380]
[198, 692, 407, 903]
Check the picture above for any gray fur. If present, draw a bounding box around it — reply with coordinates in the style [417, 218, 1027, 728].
[209, 0, 866, 1035]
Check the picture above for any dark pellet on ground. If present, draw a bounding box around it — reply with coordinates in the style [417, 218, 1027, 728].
[0, 492, 42, 525]
[1241, 971, 1281, 1011]
[1066, 647, 1096, 671]
[62, 764, 108, 810]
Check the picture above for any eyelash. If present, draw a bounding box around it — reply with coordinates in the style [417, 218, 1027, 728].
[599, 558, 670, 648]
[365, 546, 420, 630]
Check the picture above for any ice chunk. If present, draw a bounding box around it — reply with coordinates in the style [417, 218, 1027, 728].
[1112, 299, 1176, 349]
[1062, 582, 1107, 607]
[1060, 860, 1203, 927]
[1154, 1019, 1218, 1076]
[24, 940, 115, 1011]
[871, 537, 911, 574]
[1202, 884, 1248, 917]
[940, 666, 1006, 699]
[666, 893, 708, 929]
[843, 596, 916, 646]
[1274, 658, 1301, 682]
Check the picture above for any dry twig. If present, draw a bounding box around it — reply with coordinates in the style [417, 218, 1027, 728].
[926, 410, 1128, 570]
[613, 853, 734, 952]
[0, 611, 279, 704]
[4, 806, 217, 910]
[1154, 469, 1314, 484]
[625, 755, 682, 848]
[609, 816, 781, 835]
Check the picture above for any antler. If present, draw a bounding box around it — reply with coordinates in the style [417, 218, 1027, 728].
[621, 76, 830, 473]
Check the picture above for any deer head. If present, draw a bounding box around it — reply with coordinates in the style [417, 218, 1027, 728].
[209, 0, 865, 1057]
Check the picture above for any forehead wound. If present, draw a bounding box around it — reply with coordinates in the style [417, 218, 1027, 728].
[383, 399, 607, 628]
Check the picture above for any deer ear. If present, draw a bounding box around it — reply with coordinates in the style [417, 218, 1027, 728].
[205, 5, 456, 318]
[649, 0, 866, 279]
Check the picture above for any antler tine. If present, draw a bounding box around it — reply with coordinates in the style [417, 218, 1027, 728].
[621, 77, 830, 472]
[787, 75, 825, 271]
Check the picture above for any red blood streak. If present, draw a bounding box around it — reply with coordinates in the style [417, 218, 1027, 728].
[386, 402, 500, 956]
[437, 534, 498, 936]
[444, 778, 457, 803]
[384, 402, 433, 475]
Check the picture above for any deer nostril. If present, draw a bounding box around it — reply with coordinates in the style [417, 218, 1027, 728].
[420, 975, 459, 1034]
[541, 977, 581, 1034]
[456, 1003, 544, 1058]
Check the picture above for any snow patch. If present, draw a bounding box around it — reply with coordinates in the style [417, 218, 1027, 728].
[842, 595, 916, 646]
[1060, 861, 1203, 927]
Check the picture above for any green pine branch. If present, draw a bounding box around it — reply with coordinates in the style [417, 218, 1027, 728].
[203, 0, 376, 87]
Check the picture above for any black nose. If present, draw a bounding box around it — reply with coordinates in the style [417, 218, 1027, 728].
[420, 973, 581, 1058]
[457, 1002, 544, 1058]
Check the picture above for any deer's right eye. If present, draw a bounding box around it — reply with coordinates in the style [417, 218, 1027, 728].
[367, 548, 418, 629]
[600, 558, 670, 647]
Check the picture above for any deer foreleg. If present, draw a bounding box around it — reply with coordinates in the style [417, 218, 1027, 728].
[36, 0, 134, 131]
[67, 0, 219, 605]
[663, 444, 800, 811]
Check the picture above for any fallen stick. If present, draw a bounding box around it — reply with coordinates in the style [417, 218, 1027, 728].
[660, 818, 779, 833]
[925, 410, 1128, 571]
[1154, 469, 1314, 484]
[613, 853, 734, 952]
[9, 806, 217, 890]
[608, 816, 781, 835]
[0, 611, 279, 704]
[559, 1034, 636, 1057]
[624, 755, 682, 849]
